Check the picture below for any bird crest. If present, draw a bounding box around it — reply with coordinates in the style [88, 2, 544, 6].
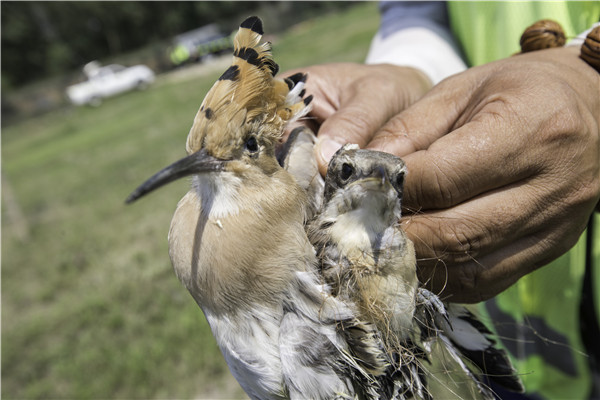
[185, 16, 312, 157]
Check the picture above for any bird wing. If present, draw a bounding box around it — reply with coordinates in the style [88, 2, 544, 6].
[279, 271, 392, 400]
[277, 126, 324, 220]
[442, 303, 524, 393]
[415, 288, 524, 399]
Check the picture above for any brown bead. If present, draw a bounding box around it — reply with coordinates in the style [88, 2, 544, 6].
[580, 26, 600, 73]
[520, 19, 566, 53]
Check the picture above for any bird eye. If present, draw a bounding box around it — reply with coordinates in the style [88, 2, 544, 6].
[395, 172, 405, 188]
[340, 163, 354, 181]
[245, 136, 259, 153]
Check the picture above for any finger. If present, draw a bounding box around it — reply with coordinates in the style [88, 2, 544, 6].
[402, 177, 570, 270]
[416, 221, 585, 304]
[314, 90, 400, 176]
[402, 180, 590, 302]
[415, 233, 542, 303]
[283, 67, 342, 124]
[366, 74, 479, 157]
[313, 64, 432, 176]
[399, 93, 550, 211]
[281, 68, 336, 142]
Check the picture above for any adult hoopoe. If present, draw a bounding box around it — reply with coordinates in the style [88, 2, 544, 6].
[127, 16, 523, 399]
[127, 16, 387, 399]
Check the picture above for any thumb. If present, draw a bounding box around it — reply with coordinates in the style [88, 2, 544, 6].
[309, 64, 433, 175]
[314, 93, 388, 175]
[314, 71, 428, 175]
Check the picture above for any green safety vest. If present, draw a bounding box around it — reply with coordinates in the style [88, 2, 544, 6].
[446, 2, 600, 399]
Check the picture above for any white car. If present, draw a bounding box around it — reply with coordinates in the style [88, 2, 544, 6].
[66, 63, 155, 106]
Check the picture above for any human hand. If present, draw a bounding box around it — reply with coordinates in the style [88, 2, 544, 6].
[366, 46, 600, 303]
[283, 63, 432, 176]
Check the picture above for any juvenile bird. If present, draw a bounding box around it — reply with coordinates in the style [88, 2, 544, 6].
[308, 144, 525, 399]
[127, 16, 389, 399]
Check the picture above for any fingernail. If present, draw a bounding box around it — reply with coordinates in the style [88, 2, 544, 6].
[318, 138, 343, 163]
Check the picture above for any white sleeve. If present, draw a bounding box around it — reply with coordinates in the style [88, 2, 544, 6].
[366, 27, 468, 85]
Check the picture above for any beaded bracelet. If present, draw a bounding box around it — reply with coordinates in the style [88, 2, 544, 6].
[519, 20, 600, 73]
[581, 26, 600, 72]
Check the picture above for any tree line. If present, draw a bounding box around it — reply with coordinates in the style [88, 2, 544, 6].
[1, 1, 353, 91]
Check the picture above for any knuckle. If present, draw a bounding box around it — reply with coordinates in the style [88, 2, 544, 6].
[332, 110, 372, 146]
[408, 214, 488, 264]
[439, 218, 485, 261]
[353, 71, 391, 97]
[383, 115, 411, 137]
[535, 88, 593, 147]
[454, 263, 483, 298]
[372, 116, 415, 150]
[417, 158, 462, 208]
[549, 104, 587, 139]
[573, 177, 600, 207]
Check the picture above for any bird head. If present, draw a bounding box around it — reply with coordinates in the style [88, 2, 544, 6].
[323, 145, 407, 224]
[126, 16, 312, 204]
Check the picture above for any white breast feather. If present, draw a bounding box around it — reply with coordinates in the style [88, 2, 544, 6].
[203, 306, 285, 399]
[192, 172, 244, 219]
[329, 208, 388, 254]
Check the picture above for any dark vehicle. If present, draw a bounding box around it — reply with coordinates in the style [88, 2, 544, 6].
[169, 24, 233, 66]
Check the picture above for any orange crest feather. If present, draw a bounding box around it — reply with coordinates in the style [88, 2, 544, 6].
[186, 16, 312, 155]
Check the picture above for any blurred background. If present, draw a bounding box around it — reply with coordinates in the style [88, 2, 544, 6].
[1, 2, 381, 398]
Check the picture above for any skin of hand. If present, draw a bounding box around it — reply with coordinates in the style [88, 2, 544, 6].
[283, 63, 432, 176]
[301, 46, 600, 303]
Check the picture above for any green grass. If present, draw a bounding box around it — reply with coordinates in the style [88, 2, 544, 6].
[1, 4, 379, 399]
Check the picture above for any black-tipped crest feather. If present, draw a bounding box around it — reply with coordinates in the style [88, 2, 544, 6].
[240, 16, 264, 35]
[218, 65, 240, 81]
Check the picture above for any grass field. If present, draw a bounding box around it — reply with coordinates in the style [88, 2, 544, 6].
[1, 4, 380, 399]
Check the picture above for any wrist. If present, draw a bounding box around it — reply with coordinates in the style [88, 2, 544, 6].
[395, 65, 434, 101]
[367, 63, 433, 105]
[521, 46, 599, 85]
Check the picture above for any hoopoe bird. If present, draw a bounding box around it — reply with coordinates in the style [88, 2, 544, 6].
[308, 144, 524, 399]
[127, 16, 387, 399]
[127, 16, 523, 399]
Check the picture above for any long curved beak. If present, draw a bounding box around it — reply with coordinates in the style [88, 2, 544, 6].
[125, 149, 226, 204]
